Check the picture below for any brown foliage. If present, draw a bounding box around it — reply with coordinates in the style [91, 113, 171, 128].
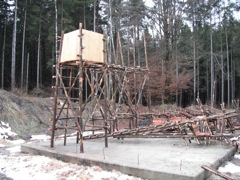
[147, 51, 192, 102]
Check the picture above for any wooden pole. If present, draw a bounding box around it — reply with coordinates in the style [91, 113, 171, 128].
[103, 33, 108, 148]
[132, 26, 137, 127]
[127, 37, 130, 67]
[79, 23, 84, 153]
[201, 165, 234, 180]
[64, 67, 72, 146]
[51, 31, 64, 148]
[51, 65, 58, 148]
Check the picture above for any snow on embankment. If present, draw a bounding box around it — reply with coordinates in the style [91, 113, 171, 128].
[0, 121, 17, 140]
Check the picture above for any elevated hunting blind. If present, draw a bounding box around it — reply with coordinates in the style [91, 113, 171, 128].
[60, 29, 105, 63]
[51, 23, 149, 154]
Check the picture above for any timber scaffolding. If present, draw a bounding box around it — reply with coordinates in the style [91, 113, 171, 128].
[50, 23, 240, 153]
[50, 23, 149, 153]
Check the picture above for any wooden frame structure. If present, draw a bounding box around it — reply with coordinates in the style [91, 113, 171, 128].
[50, 23, 149, 153]
[51, 23, 110, 153]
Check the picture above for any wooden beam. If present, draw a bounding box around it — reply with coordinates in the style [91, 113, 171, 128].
[201, 165, 234, 180]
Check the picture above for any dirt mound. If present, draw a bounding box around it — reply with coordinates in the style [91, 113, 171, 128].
[0, 90, 53, 140]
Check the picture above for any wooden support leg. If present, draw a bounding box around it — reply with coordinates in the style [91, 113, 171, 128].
[80, 133, 84, 153]
[76, 131, 79, 144]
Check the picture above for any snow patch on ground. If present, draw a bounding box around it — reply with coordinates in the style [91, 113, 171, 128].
[30, 135, 50, 141]
[0, 121, 17, 139]
[218, 162, 240, 174]
[0, 154, 141, 180]
[230, 135, 240, 142]
[7, 139, 25, 144]
[235, 154, 240, 159]
[0, 144, 5, 148]
[6, 145, 21, 153]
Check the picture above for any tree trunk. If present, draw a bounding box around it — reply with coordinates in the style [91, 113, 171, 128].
[55, 0, 58, 64]
[136, 25, 142, 104]
[137, 25, 140, 66]
[220, 22, 224, 104]
[37, 17, 41, 89]
[161, 57, 164, 105]
[210, 16, 214, 108]
[197, 47, 199, 99]
[21, 4, 27, 90]
[206, 58, 209, 103]
[11, 0, 18, 91]
[83, 0, 86, 29]
[61, 0, 63, 32]
[26, 53, 29, 93]
[93, 0, 96, 32]
[226, 29, 230, 107]
[109, 0, 115, 63]
[1, 16, 6, 89]
[192, 1, 196, 104]
[193, 27, 196, 104]
[231, 48, 235, 101]
[133, 26, 137, 104]
[157, 0, 164, 105]
[180, 88, 182, 107]
[175, 53, 179, 105]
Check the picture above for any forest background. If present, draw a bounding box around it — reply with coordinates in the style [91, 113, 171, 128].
[0, 0, 240, 107]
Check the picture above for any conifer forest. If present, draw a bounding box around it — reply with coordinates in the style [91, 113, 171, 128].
[0, 0, 240, 107]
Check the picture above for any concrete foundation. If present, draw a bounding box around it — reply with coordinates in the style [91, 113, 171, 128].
[21, 138, 236, 180]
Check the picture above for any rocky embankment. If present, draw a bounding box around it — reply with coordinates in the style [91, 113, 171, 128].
[0, 89, 53, 140]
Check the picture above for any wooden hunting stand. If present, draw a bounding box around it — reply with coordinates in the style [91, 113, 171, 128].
[50, 23, 149, 153]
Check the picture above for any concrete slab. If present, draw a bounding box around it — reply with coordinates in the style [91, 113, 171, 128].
[21, 138, 237, 180]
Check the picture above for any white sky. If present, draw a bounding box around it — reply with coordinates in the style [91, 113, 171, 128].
[145, 0, 154, 8]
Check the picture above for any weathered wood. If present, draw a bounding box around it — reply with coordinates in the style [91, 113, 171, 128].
[201, 165, 234, 180]
[51, 31, 64, 148]
[79, 23, 84, 153]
